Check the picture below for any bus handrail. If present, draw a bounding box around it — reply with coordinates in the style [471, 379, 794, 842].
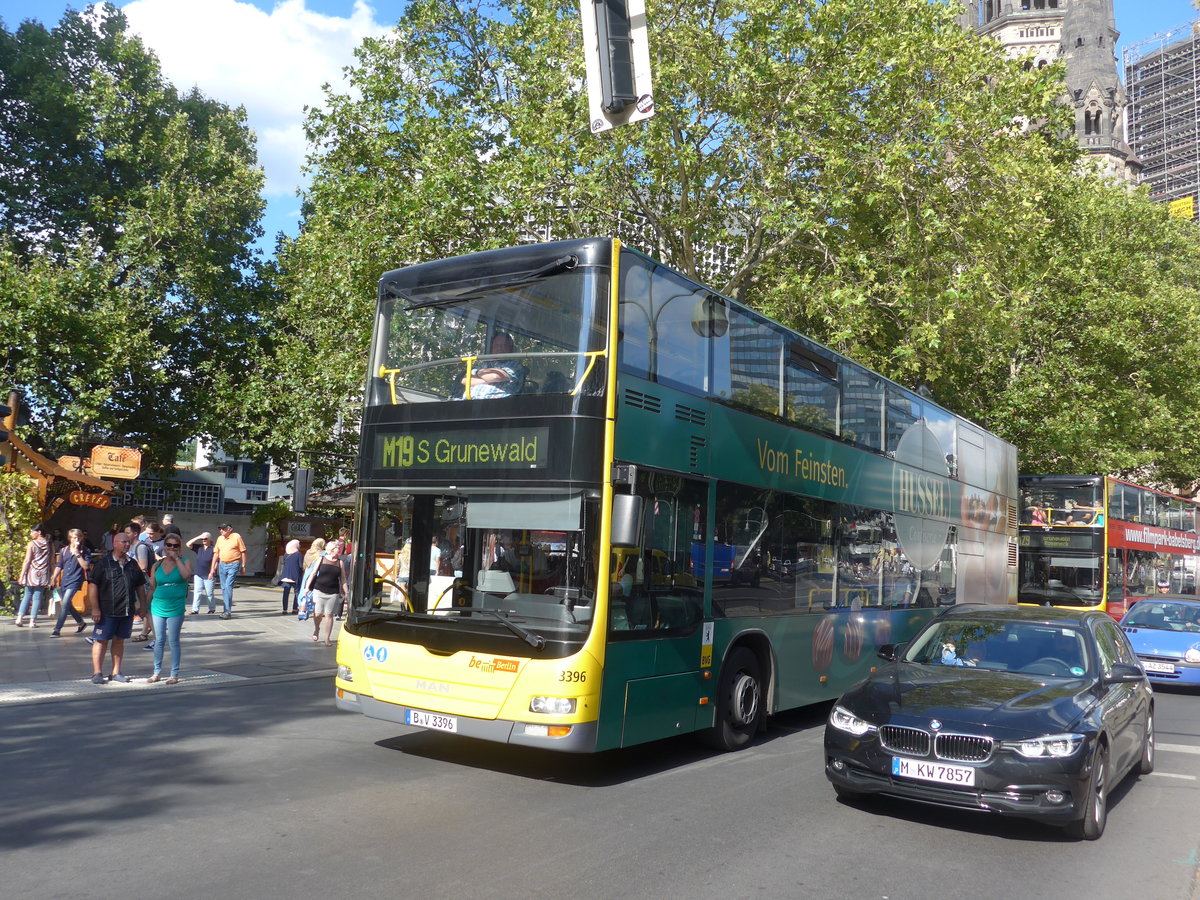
[377, 349, 607, 404]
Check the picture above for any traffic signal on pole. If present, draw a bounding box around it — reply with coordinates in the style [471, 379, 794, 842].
[580, 0, 654, 133]
[292, 466, 312, 513]
[0, 402, 10, 468]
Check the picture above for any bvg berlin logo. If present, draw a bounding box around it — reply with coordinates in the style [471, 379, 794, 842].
[468, 655, 519, 674]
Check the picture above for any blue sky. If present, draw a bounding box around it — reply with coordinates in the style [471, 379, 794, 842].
[0, 0, 1196, 252]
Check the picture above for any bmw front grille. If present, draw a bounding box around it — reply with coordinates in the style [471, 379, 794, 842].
[934, 732, 994, 763]
[880, 726, 993, 762]
[879, 725, 931, 756]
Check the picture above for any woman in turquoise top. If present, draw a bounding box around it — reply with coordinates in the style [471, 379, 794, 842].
[147, 536, 193, 684]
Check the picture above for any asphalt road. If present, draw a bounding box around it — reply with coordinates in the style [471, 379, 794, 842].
[1, 678, 1197, 900]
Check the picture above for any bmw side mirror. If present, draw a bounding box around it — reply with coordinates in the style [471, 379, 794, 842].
[1105, 662, 1145, 684]
[877, 643, 898, 662]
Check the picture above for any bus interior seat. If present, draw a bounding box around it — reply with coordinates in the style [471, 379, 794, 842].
[625, 591, 653, 630]
[477, 570, 515, 594]
[542, 370, 570, 393]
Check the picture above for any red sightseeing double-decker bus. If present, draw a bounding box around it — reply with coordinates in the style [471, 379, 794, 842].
[1019, 475, 1200, 619]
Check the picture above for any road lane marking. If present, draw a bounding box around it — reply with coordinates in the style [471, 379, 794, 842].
[1153, 772, 1198, 780]
[1158, 742, 1200, 756]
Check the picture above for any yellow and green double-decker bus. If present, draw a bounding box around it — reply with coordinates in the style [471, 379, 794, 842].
[334, 237, 1018, 752]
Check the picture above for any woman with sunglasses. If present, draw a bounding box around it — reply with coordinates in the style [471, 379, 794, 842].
[146, 537, 193, 684]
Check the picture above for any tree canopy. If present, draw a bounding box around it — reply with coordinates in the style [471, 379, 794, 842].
[84, 0, 1200, 490]
[0, 3, 266, 471]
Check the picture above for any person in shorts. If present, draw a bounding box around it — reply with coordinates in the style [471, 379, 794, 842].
[87, 531, 149, 684]
[301, 543, 348, 647]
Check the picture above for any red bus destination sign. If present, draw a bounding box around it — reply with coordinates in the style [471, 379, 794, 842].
[375, 426, 550, 471]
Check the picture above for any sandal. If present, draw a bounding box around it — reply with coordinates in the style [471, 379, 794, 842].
[130, 634, 148, 642]
[165, 676, 178, 685]
[146, 674, 161, 683]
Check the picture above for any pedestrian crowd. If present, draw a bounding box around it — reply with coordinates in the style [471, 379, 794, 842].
[12, 514, 345, 685]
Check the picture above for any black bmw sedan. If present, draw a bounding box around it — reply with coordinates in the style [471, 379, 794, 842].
[824, 604, 1153, 839]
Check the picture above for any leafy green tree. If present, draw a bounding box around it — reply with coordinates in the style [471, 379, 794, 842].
[0, 472, 41, 607]
[237, 0, 1200, 489]
[0, 4, 266, 471]
[971, 176, 1200, 491]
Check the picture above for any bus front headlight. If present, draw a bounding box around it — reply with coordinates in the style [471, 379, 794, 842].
[337, 664, 354, 682]
[529, 696, 576, 715]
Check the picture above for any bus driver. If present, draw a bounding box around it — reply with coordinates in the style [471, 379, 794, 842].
[464, 332, 526, 398]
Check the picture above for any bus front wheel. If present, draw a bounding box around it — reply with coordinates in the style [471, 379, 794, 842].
[702, 647, 763, 751]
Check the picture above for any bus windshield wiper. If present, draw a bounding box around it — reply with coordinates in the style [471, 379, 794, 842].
[402, 254, 578, 311]
[465, 608, 546, 650]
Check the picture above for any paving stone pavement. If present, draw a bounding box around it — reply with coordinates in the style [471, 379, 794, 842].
[0, 579, 338, 705]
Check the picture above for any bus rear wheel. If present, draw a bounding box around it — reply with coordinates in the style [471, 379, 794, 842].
[701, 647, 763, 752]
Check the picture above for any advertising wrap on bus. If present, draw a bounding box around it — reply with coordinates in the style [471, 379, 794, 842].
[1109, 523, 1200, 554]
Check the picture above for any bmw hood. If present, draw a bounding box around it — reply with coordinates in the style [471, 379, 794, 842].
[841, 664, 1092, 736]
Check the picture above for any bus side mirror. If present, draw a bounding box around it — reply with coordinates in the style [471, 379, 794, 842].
[611, 494, 644, 548]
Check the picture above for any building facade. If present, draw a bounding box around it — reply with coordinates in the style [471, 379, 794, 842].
[1124, 23, 1200, 219]
[960, 0, 1139, 182]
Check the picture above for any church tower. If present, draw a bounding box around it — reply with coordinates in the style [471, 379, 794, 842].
[1058, 0, 1139, 180]
[960, 0, 1139, 181]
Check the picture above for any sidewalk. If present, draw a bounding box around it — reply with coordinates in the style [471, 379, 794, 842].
[0, 579, 338, 706]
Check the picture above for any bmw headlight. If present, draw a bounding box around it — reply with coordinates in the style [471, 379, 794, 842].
[1003, 733, 1084, 759]
[1185, 646, 1200, 664]
[829, 705, 877, 737]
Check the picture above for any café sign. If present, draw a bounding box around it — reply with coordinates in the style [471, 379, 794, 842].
[89, 445, 142, 480]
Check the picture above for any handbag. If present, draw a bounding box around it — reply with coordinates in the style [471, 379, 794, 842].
[298, 592, 314, 621]
[70, 586, 88, 613]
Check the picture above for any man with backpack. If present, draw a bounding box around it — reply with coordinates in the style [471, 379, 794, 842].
[130, 522, 161, 645]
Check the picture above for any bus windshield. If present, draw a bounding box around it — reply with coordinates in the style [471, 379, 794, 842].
[1020, 478, 1102, 526]
[1019, 547, 1102, 607]
[368, 262, 607, 406]
[356, 490, 603, 650]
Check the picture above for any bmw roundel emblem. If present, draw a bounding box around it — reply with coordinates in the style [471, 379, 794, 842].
[930, 719, 942, 731]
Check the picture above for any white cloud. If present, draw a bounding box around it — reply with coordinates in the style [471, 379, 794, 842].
[121, 0, 388, 199]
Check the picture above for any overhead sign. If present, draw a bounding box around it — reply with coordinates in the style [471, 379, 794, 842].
[69, 491, 111, 509]
[89, 445, 142, 480]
